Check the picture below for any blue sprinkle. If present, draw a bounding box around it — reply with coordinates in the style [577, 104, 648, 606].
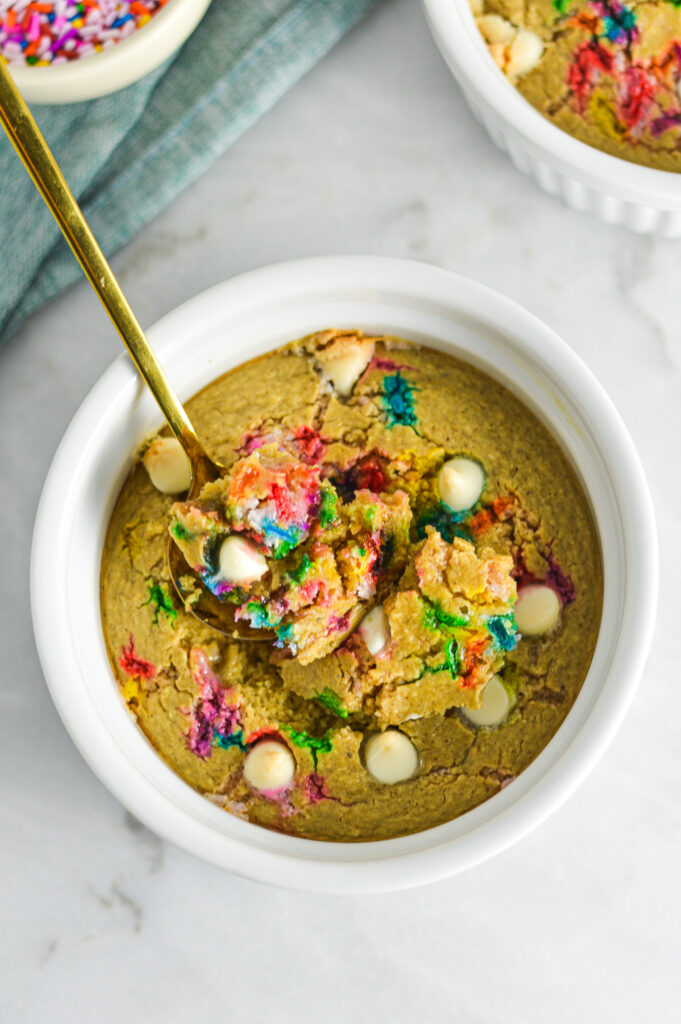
[382, 373, 418, 428]
[487, 614, 518, 652]
[214, 729, 247, 752]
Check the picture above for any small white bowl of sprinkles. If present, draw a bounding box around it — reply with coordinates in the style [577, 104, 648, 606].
[0, 0, 212, 104]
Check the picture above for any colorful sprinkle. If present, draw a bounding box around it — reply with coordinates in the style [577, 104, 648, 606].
[416, 504, 472, 542]
[302, 772, 333, 805]
[513, 548, 576, 605]
[486, 613, 519, 651]
[185, 648, 243, 760]
[382, 372, 418, 428]
[274, 621, 296, 651]
[283, 726, 333, 766]
[171, 521, 191, 542]
[315, 688, 349, 718]
[292, 425, 328, 464]
[334, 453, 390, 503]
[318, 483, 338, 527]
[423, 600, 469, 632]
[119, 634, 156, 680]
[142, 578, 177, 626]
[288, 553, 313, 585]
[598, 0, 638, 44]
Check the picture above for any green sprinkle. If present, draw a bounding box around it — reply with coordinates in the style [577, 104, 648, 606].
[423, 600, 468, 633]
[244, 602, 282, 630]
[171, 521, 191, 542]
[143, 579, 177, 626]
[283, 726, 333, 766]
[316, 689, 349, 718]
[319, 485, 339, 529]
[273, 540, 296, 559]
[444, 638, 459, 676]
[428, 637, 461, 678]
[288, 553, 312, 584]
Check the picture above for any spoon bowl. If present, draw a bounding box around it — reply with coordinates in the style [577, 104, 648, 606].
[167, 449, 270, 640]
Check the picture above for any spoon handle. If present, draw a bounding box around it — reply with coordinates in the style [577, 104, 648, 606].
[0, 62, 206, 466]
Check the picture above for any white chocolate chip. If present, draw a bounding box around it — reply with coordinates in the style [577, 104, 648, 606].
[462, 675, 511, 728]
[218, 535, 268, 586]
[142, 437, 192, 494]
[505, 29, 543, 80]
[438, 457, 485, 512]
[475, 13, 516, 45]
[316, 337, 375, 396]
[514, 584, 561, 636]
[364, 730, 418, 784]
[359, 605, 390, 656]
[243, 740, 295, 791]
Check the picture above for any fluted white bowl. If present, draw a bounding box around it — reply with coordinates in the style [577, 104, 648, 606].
[423, 0, 681, 236]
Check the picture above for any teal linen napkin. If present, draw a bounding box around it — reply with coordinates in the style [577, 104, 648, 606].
[0, 0, 380, 344]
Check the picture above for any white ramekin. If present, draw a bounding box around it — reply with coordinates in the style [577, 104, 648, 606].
[423, 0, 681, 237]
[6, 0, 211, 104]
[31, 256, 657, 894]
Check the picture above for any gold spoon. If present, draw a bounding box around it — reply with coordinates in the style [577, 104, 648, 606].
[0, 62, 266, 641]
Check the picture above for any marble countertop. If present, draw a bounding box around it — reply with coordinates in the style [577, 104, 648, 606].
[2, 0, 679, 1019]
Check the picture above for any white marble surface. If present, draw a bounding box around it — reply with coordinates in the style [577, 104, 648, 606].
[2, 0, 680, 1019]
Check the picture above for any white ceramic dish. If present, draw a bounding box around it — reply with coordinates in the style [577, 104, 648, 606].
[422, 0, 681, 237]
[31, 256, 657, 894]
[5, 0, 211, 104]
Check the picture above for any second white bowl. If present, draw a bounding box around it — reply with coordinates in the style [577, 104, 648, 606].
[423, 0, 681, 236]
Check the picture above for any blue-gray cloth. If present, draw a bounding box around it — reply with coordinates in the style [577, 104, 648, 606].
[0, 0, 379, 344]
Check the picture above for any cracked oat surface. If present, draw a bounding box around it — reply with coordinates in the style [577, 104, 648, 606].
[101, 332, 602, 842]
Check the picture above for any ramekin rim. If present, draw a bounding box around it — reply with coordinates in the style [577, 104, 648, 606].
[30, 255, 658, 893]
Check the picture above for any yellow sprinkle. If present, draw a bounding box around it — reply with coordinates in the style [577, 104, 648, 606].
[120, 676, 141, 706]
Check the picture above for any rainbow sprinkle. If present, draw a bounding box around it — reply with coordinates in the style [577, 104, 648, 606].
[0, 1, 167, 67]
